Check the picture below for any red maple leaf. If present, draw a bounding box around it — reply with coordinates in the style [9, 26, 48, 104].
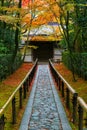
[22, 0, 31, 7]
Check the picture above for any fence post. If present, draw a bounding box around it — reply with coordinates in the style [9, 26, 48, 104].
[55, 73, 58, 84]
[0, 115, 5, 130]
[72, 93, 78, 124]
[30, 73, 32, 85]
[31, 72, 33, 82]
[78, 105, 83, 130]
[84, 114, 87, 128]
[66, 88, 70, 109]
[29, 76, 31, 86]
[27, 78, 30, 91]
[12, 97, 16, 124]
[26, 79, 29, 92]
[19, 87, 22, 109]
[23, 82, 26, 99]
[56, 75, 59, 86]
[61, 81, 64, 97]
[58, 77, 61, 91]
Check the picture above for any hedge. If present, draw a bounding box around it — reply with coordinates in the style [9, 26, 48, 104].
[0, 53, 22, 81]
[62, 51, 87, 80]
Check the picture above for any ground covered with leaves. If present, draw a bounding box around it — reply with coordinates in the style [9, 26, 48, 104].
[0, 62, 33, 107]
[54, 63, 87, 103]
[0, 62, 33, 130]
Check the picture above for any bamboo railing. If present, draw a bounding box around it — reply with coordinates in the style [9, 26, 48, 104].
[0, 59, 38, 130]
[49, 59, 87, 130]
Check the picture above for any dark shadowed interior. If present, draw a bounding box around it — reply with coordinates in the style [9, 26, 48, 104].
[30, 41, 54, 61]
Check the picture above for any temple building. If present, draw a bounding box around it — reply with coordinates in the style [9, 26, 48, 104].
[20, 22, 62, 62]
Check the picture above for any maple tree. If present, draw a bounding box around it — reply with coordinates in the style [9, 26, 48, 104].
[0, 0, 61, 78]
[0, 0, 61, 44]
[20, 0, 61, 59]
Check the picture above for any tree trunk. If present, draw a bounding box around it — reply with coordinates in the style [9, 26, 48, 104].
[11, 0, 22, 73]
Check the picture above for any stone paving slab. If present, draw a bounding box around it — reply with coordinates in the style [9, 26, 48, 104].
[19, 65, 72, 130]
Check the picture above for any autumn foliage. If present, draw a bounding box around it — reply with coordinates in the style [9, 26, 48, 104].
[54, 63, 87, 103]
[3, 63, 33, 87]
[22, 0, 31, 7]
[0, 62, 33, 108]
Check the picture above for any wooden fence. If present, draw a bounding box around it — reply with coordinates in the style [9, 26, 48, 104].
[0, 59, 38, 130]
[49, 59, 87, 130]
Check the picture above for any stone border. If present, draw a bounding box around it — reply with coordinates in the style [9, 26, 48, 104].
[48, 67, 72, 130]
[19, 68, 39, 130]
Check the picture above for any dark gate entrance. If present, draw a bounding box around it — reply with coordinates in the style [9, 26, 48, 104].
[31, 41, 54, 62]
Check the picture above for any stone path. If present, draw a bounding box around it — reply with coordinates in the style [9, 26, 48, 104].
[19, 65, 72, 130]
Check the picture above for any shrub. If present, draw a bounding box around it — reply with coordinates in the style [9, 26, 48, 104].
[62, 51, 87, 80]
[0, 53, 22, 81]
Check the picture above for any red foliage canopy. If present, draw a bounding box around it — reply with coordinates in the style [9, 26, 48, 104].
[22, 0, 31, 7]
